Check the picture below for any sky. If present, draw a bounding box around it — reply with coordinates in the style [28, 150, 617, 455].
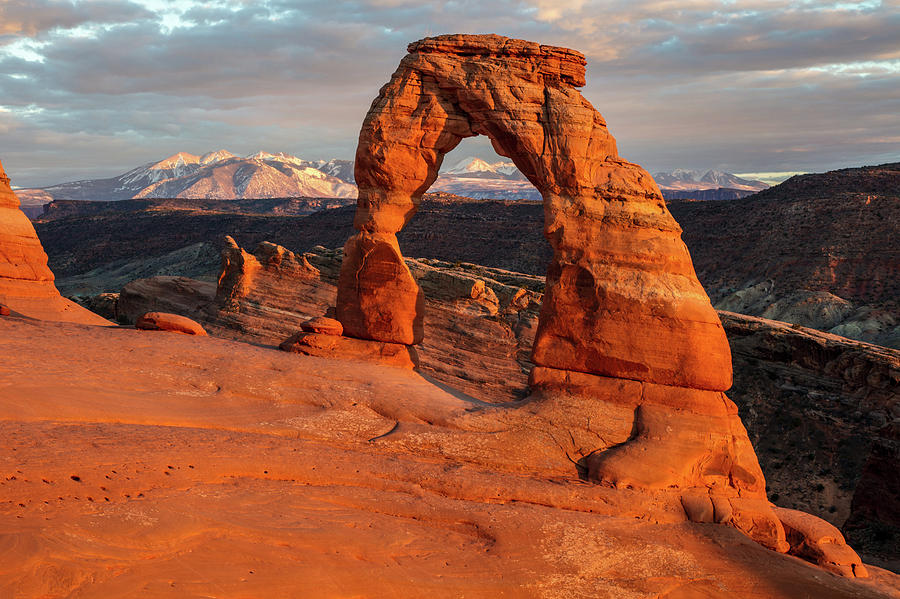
[1, 0, 898, 187]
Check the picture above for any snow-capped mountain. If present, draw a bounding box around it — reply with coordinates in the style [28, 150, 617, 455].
[430, 156, 539, 200]
[441, 156, 527, 180]
[16, 151, 357, 205]
[16, 153, 770, 216]
[652, 169, 768, 192]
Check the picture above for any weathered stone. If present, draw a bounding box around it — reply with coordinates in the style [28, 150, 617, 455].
[279, 331, 419, 370]
[530, 366, 768, 496]
[0, 159, 109, 325]
[774, 506, 869, 578]
[325, 33, 784, 555]
[336, 232, 424, 345]
[336, 34, 731, 391]
[300, 316, 343, 336]
[136, 312, 208, 336]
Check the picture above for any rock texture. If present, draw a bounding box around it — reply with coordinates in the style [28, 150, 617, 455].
[338, 35, 731, 393]
[100, 243, 898, 569]
[327, 34, 790, 551]
[136, 311, 208, 336]
[775, 506, 868, 578]
[280, 331, 419, 370]
[3, 316, 899, 597]
[0, 159, 110, 325]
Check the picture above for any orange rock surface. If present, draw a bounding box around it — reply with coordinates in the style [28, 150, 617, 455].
[136, 311, 208, 336]
[280, 330, 419, 369]
[336, 34, 730, 391]
[775, 506, 869, 578]
[0, 159, 109, 325]
[1, 316, 898, 598]
[300, 316, 343, 336]
[328, 34, 786, 548]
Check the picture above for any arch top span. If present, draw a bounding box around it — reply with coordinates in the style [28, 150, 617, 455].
[406, 34, 588, 87]
[337, 34, 732, 393]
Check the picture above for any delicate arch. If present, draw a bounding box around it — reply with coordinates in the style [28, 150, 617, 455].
[335, 34, 732, 391]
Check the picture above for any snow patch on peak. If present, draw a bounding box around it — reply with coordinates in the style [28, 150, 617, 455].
[152, 152, 201, 170]
[200, 150, 236, 164]
[445, 157, 495, 175]
[248, 151, 306, 167]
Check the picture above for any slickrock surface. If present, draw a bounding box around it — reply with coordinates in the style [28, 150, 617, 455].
[104, 243, 899, 568]
[0, 159, 109, 325]
[2, 316, 899, 598]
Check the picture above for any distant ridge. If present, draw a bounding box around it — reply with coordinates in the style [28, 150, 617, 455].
[652, 169, 769, 192]
[14, 151, 358, 212]
[14, 152, 775, 215]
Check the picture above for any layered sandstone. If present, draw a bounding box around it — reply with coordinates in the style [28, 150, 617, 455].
[102, 243, 897, 569]
[338, 34, 731, 392]
[325, 34, 788, 551]
[0, 159, 109, 325]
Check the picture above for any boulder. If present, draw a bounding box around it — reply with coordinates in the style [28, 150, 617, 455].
[300, 316, 343, 336]
[280, 331, 418, 370]
[136, 312, 207, 336]
[774, 506, 869, 578]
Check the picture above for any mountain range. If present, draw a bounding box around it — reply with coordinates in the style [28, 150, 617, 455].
[652, 168, 769, 192]
[14, 151, 769, 216]
[15, 151, 357, 214]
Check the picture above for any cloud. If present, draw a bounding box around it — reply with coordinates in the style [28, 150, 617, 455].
[0, 0, 898, 186]
[0, 0, 152, 38]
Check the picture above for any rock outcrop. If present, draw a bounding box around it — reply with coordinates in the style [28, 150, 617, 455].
[326, 34, 786, 553]
[0, 159, 109, 325]
[135, 312, 208, 336]
[104, 242, 897, 570]
[4, 316, 899, 597]
[775, 506, 868, 577]
[337, 34, 730, 391]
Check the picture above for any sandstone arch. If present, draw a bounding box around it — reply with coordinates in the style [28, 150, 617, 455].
[336, 34, 731, 391]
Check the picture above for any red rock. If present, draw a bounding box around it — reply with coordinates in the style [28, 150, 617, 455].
[135, 312, 207, 336]
[0, 159, 110, 326]
[774, 506, 869, 578]
[3, 318, 897, 597]
[0, 304, 10, 316]
[280, 331, 418, 370]
[337, 232, 424, 344]
[300, 317, 343, 336]
[335, 34, 730, 391]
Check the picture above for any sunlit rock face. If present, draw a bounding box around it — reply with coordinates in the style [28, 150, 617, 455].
[337, 34, 731, 391]
[0, 159, 109, 325]
[329, 34, 844, 558]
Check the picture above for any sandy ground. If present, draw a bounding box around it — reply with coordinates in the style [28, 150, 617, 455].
[1, 316, 898, 598]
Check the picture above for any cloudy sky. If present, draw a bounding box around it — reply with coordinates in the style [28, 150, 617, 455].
[1, 0, 898, 187]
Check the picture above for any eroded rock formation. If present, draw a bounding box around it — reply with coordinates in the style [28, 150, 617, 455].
[92, 242, 897, 569]
[327, 34, 790, 553]
[135, 311, 208, 336]
[337, 35, 730, 391]
[0, 159, 109, 325]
